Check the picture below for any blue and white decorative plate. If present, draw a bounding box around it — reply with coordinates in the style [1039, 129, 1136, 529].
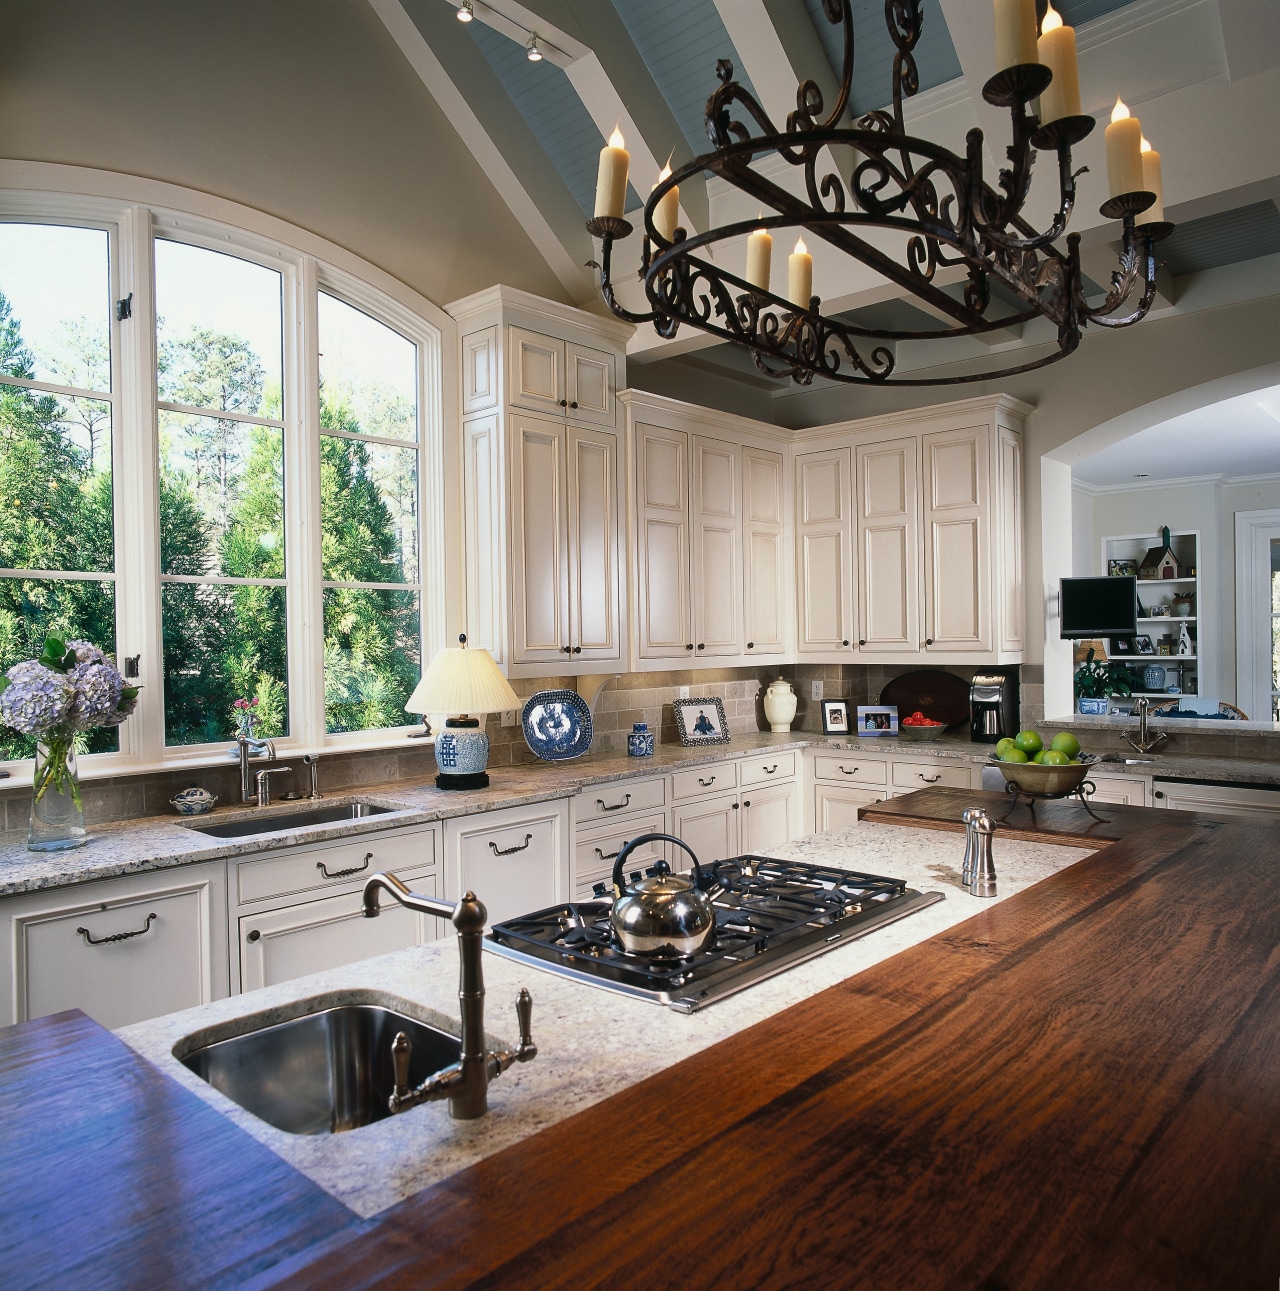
[522, 689, 592, 761]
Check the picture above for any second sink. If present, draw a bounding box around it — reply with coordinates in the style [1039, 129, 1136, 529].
[189, 801, 395, 838]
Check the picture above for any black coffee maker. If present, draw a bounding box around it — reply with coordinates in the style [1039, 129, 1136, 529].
[969, 670, 1019, 744]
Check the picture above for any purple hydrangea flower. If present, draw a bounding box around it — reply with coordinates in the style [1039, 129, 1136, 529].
[66, 640, 111, 668]
[67, 658, 124, 730]
[0, 661, 75, 737]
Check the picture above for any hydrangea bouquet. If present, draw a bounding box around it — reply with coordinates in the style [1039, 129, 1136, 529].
[0, 633, 140, 848]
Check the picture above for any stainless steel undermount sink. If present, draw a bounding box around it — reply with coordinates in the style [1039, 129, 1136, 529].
[178, 1000, 461, 1134]
[188, 801, 395, 838]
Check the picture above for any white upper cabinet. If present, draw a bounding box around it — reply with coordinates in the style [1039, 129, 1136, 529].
[692, 435, 742, 657]
[795, 448, 855, 655]
[743, 447, 787, 657]
[635, 421, 692, 660]
[510, 326, 616, 427]
[856, 437, 920, 653]
[566, 343, 615, 426]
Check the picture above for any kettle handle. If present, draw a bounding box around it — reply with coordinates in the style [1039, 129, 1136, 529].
[612, 833, 705, 895]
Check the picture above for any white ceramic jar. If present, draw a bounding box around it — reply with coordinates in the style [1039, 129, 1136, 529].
[763, 676, 798, 732]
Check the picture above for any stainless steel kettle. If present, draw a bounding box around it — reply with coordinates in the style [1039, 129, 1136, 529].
[610, 832, 715, 957]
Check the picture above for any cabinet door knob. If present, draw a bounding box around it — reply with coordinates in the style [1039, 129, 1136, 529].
[732, 802, 739, 810]
[246, 929, 261, 943]
[686, 643, 694, 651]
[742, 799, 751, 808]
[858, 639, 866, 646]
[560, 645, 572, 654]
[572, 645, 582, 654]
[925, 638, 934, 646]
[746, 641, 754, 650]
[1154, 790, 1165, 800]
[842, 640, 850, 647]
[570, 401, 578, 409]
[558, 398, 568, 407]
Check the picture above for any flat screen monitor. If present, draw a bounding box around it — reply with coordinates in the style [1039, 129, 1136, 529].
[1059, 576, 1138, 638]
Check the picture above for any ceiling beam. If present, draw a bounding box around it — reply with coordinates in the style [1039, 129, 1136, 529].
[369, 0, 589, 300]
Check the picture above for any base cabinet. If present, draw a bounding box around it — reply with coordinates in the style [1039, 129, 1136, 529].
[740, 782, 797, 853]
[671, 791, 741, 867]
[1087, 775, 1150, 807]
[815, 785, 888, 833]
[1152, 780, 1280, 818]
[0, 861, 228, 1030]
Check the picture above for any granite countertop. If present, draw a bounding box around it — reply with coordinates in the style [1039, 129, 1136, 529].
[1, 728, 1276, 897]
[115, 818, 1094, 1219]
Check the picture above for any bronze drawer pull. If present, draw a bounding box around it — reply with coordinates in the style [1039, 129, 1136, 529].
[593, 846, 621, 861]
[698, 776, 716, 787]
[490, 833, 533, 855]
[317, 852, 373, 880]
[838, 765, 858, 775]
[919, 774, 941, 784]
[77, 912, 157, 946]
[762, 764, 778, 774]
[598, 794, 632, 812]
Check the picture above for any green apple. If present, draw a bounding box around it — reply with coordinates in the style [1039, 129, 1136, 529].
[995, 737, 1017, 759]
[1042, 750, 1072, 765]
[1032, 750, 1047, 763]
[1000, 747, 1029, 763]
[1049, 731, 1081, 759]
[1014, 729, 1043, 755]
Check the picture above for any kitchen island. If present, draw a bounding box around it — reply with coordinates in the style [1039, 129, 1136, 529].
[4, 792, 1280, 1287]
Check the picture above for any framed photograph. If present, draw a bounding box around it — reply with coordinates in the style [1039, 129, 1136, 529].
[673, 696, 730, 746]
[1108, 559, 1138, 577]
[1109, 636, 1134, 656]
[856, 704, 899, 736]
[821, 699, 849, 734]
[1134, 634, 1155, 655]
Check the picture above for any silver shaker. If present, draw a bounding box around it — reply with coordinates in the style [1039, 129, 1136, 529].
[960, 806, 983, 887]
[969, 811, 997, 898]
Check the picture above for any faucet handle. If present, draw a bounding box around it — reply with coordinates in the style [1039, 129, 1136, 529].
[392, 1030, 412, 1100]
[514, 988, 536, 1058]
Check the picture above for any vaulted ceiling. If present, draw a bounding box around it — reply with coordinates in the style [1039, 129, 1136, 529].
[376, 0, 1280, 415]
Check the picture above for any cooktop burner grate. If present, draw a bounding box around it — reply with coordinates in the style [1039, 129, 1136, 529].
[485, 855, 943, 1012]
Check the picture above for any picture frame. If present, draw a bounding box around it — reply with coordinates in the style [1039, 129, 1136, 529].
[672, 696, 730, 746]
[1109, 636, 1134, 656]
[856, 704, 899, 736]
[1134, 634, 1155, 655]
[1108, 558, 1138, 577]
[821, 699, 849, 734]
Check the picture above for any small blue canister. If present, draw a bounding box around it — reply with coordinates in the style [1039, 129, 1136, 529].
[1143, 664, 1167, 692]
[627, 722, 655, 757]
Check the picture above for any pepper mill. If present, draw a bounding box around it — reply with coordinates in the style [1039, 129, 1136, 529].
[969, 811, 997, 899]
[960, 806, 983, 887]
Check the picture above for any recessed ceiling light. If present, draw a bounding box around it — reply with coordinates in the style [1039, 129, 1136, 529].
[526, 34, 542, 61]
[456, 1, 474, 21]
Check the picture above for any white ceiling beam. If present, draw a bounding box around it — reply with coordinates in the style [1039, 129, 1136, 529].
[369, 0, 588, 299]
[1217, 0, 1280, 82]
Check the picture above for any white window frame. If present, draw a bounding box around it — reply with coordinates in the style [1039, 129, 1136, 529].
[0, 183, 450, 782]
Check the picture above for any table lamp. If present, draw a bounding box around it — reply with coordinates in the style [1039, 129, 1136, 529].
[405, 634, 520, 790]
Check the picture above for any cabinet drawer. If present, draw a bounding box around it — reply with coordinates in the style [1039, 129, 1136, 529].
[891, 760, 972, 791]
[740, 751, 796, 786]
[672, 762, 739, 802]
[813, 754, 888, 785]
[581, 776, 666, 820]
[447, 801, 568, 926]
[574, 814, 667, 899]
[236, 827, 437, 906]
[239, 865, 440, 994]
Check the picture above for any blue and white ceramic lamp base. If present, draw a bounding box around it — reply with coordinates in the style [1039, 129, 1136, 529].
[434, 719, 491, 789]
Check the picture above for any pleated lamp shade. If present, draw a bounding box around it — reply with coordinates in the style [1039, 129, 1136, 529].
[405, 636, 519, 718]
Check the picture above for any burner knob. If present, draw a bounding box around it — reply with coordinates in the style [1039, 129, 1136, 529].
[592, 881, 608, 898]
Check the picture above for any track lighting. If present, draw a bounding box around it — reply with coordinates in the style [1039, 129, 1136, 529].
[456, 1, 473, 21]
[526, 34, 542, 61]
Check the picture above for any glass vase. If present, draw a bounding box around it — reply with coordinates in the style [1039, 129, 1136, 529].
[28, 738, 88, 852]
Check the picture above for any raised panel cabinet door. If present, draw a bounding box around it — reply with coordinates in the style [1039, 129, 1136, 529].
[1152, 782, 1280, 817]
[462, 326, 498, 414]
[239, 869, 440, 994]
[447, 802, 569, 927]
[997, 425, 1025, 654]
[7, 862, 227, 1030]
[693, 436, 743, 657]
[509, 326, 565, 415]
[1088, 775, 1149, 807]
[743, 446, 786, 656]
[463, 413, 505, 664]
[815, 785, 885, 833]
[510, 414, 570, 663]
[671, 792, 740, 868]
[636, 422, 691, 659]
[856, 437, 921, 653]
[567, 425, 620, 661]
[565, 342, 616, 427]
[922, 425, 992, 652]
[795, 449, 854, 654]
[740, 783, 796, 853]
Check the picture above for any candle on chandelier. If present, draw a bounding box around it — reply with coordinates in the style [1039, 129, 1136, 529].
[1139, 137, 1165, 225]
[788, 237, 813, 309]
[1104, 98, 1144, 199]
[594, 126, 630, 220]
[993, 0, 1038, 71]
[1037, 3, 1081, 123]
[651, 160, 679, 243]
[746, 224, 772, 292]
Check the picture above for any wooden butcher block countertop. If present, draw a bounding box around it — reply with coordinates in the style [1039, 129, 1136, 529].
[5, 789, 1280, 1289]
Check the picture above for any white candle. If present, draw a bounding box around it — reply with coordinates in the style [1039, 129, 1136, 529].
[1037, 3, 1081, 123]
[1105, 98, 1144, 199]
[993, 0, 1038, 71]
[594, 126, 630, 220]
[746, 226, 772, 292]
[651, 162, 679, 243]
[1139, 137, 1164, 225]
[788, 237, 813, 309]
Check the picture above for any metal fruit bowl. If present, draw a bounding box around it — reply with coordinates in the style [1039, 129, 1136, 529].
[991, 756, 1093, 797]
[899, 724, 947, 742]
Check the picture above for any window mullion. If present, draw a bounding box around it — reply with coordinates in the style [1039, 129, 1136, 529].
[114, 204, 164, 767]
[287, 255, 325, 750]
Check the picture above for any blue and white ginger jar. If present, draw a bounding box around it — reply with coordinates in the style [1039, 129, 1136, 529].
[628, 722, 655, 757]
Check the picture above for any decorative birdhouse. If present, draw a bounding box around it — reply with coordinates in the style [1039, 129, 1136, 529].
[1139, 526, 1180, 580]
[1177, 622, 1195, 657]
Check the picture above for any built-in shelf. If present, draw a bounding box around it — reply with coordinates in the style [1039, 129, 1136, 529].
[1109, 654, 1197, 662]
[1137, 615, 1195, 623]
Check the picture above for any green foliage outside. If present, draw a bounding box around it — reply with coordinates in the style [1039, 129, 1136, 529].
[0, 290, 420, 759]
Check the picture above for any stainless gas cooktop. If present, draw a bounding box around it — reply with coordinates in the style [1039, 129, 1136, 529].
[485, 855, 943, 1013]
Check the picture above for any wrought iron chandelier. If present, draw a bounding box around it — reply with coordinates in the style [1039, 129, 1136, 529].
[585, 0, 1173, 387]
